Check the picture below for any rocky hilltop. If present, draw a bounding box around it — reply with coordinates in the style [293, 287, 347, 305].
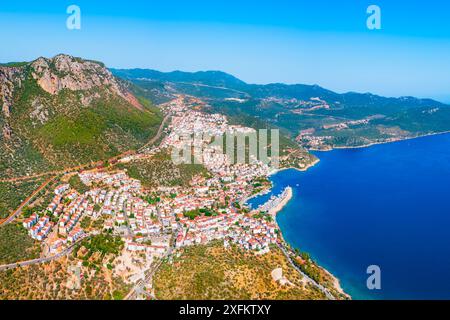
[1, 55, 141, 119]
[0, 54, 161, 179]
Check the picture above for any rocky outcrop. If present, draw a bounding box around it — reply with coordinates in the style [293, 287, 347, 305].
[30, 54, 142, 109]
[0, 54, 145, 142]
[0, 66, 23, 139]
[0, 54, 142, 117]
[0, 66, 23, 118]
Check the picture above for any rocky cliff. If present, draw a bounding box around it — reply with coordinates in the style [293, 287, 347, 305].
[0, 54, 160, 179]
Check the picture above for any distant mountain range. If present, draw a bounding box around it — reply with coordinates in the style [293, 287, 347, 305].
[112, 68, 447, 106]
[112, 68, 450, 149]
[1, 54, 449, 180]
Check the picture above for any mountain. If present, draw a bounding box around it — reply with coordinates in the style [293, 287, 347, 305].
[112, 68, 447, 106]
[0, 54, 161, 179]
[112, 68, 450, 149]
[111, 69, 247, 90]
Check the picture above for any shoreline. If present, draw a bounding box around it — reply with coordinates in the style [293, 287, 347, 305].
[269, 158, 321, 177]
[250, 131, 450, 299]
[251, 179, 349, 299]
[310, 130, 450, 153]
[268, 186, 293, 216]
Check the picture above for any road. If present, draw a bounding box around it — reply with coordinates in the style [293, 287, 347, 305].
[277, 243, 336, 300]
[0, 111, 171, 227]
[0, 112, 171, 185]
[125, 239, 175, 300]
[0, 176, 58, 227]
[138, 114, 171, 152]
[0, 151, 135, 184]
[124, 260, 161, 300]
[0, 235, 88, 272]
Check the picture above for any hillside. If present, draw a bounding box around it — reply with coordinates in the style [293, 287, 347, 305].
[113, 68, 450, 149]
[153, 241, 329, 300]
[0, 55, 162, 179]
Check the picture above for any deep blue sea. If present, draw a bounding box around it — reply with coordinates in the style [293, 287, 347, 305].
[248, 134, 450, 300]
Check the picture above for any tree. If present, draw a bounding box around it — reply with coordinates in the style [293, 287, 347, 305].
[22, 206, 33, 218]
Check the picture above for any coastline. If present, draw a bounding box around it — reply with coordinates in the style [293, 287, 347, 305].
[252, 177, 350, 299]
[268, 186, 292, 216]
[270, 158, 321, 177]
[249, 132, 450, 299]
[310, 130, 450, 152]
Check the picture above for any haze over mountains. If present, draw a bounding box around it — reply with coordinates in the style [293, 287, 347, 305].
[1, 54, 450, 180]
[112, 68, 448, 105]
[112, 67, 450, 149]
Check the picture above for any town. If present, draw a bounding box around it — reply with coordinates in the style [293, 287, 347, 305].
[19, 95, 289, 290]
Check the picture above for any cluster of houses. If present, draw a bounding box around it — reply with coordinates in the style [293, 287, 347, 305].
[174, 209, 278, 253]
[83, 165, 281, 254]
[79, 171, 141, 193]
[23, 214, 54, 241]
[229, 214, 278, 253]
[23, 183, 89, 244]
[161, 98, 271, 177]
[58, 194, 87, 236]
[22, 96, 287, 260]
[125, 242, 167, 256]
[67, 228, 84, 243]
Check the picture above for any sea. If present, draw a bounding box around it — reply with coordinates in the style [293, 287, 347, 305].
[247, 133, 450, 300]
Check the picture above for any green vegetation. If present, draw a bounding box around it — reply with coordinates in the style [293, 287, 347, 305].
[183, 207, 218, 220]
[117, 150, 209, 189]
[143, 194, 160, 204]
[0, 179, 45, 219]
[80, 216, 92, 229]
[34, 96, 161, 167]
[79, 233, 124, 258]
[0, 256, 132, 300]
[288, 248, 348, 299]
[112, 290, 124, 300]
[0, 224, 40, 264]
[0, 61, 28, 67]
[69, 175, 89, 194]
[0, 57, 163, 180]
[153, 241, 327, 300]
[117, 68, 450, 151]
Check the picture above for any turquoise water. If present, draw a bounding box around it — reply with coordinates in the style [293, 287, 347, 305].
[248, 134, 450, 300]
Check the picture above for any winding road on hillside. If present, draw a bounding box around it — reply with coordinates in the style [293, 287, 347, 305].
[138, 114, 171, 152]
[0, 235, 88, 272]
[277, 243, 336, 300]
[125, 235, 175, 300]
[0, 112, 171, 184]
[0, 176, 58, 227]
[0, 111, 171, 228]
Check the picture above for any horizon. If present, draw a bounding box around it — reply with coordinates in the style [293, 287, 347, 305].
[2, 1, 450, 305]
[3, 53, 449, 104]
[1, 1, 449, 102]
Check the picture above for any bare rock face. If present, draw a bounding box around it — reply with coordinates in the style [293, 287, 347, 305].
[29, 98, 50, 126]
[31, 55, 112, 94]
[0, 66, 23, 118]
[0, 54, 144, 141]
[30, 54, 142, 109]
[0, 54, 142, 114]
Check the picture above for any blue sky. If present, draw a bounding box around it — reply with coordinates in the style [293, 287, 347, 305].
[1, 0, 449, 102]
